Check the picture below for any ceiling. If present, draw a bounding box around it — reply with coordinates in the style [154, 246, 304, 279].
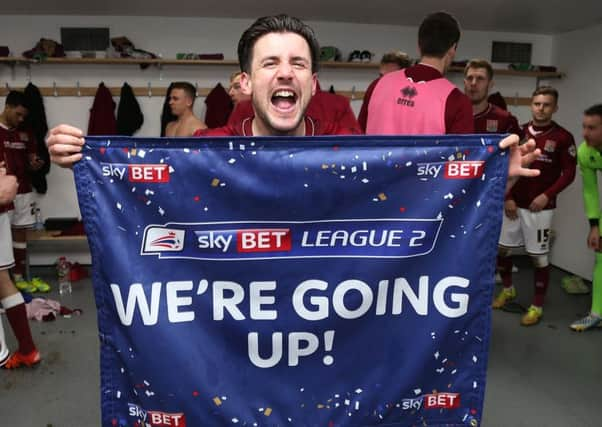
[2, 0, 602, 34]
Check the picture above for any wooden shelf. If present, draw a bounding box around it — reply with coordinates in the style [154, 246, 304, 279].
[0, 85, 213, 98]
[0, 56, 34, 65]
[39, 57, 240, 66]
[0, 56, 552, 105]
[448, 65, 563, 79]
[0, 56, 564, 78]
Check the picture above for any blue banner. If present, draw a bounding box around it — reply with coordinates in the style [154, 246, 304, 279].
[75, 135, 508, 427]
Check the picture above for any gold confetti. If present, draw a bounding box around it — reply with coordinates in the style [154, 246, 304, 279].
[131, 148, 137, 156]
[213, 397, 222, 406]
[378, 193, 387, 201]
[211, 178, 220, 187]
[317, 404, 325, 409]
[264, 408, 272, 416]
[321, 164, 329, 169]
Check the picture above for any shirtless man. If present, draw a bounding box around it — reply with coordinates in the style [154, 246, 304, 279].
[165, 82, 207, 137]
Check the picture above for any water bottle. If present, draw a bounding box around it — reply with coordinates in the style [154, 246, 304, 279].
[57, 257, 72, 295]
[33, 207, 44, 231]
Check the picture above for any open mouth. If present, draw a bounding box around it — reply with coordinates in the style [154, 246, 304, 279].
[271, 89, 298, 112]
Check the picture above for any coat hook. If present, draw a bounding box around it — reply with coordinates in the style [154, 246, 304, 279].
[76, 81, 81, 97]
[195, 82, 199, 97]
[53, 81, 58, 97]
[351, 85, 356, 101]
[148, 82, 152, 98]
[514, 92, 519, 107]
[5, 82, 9, 91]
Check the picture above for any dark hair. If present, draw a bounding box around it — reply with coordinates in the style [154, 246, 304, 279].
[5, 90, 29, 109]
[532, 86, 559, 103]
[464, 59, 494, 80]
[380, 51, 412, 69]
[238, 14, 320, 74]
[584, 104, 602, 118]
[170, 82, 196, 104]
[418, 11, 461, 58]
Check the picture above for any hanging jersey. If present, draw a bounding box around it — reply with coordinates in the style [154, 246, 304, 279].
[0, 123, 36, 194]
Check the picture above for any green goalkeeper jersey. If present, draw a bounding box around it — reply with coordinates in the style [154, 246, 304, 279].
[578, 141, 602, 223]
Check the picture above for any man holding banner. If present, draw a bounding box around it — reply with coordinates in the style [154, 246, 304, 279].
[45, 13, 544, 427]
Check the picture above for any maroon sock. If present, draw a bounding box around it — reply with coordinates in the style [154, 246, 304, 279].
[533, 266, 550, 307]
[498, 256, 513, 288]
[6, 303, 36, 354]
[13, 247, 26, 277]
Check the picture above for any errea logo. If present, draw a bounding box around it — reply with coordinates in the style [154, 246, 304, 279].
[397, 85, 418, 107]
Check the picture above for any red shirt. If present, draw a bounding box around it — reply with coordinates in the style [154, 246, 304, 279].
[362, 64, 474, 134]
[358, 78, 379, 133]
[195, 114, 357, 137]
[227, 85, 361, 134]
[473, 104, 521, 134]
[508, 121, 576, 209]
[0, 138, 14, 213]
[0, 123, 36, 194]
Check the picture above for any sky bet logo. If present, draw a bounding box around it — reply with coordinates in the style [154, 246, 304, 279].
[128, 403, 186, 426]
[141, 219, 442, 261]
[101, 162, 170, 183]
[417, 161, 484, 179]
[197, 229, 292, 253]
[402, 393, 461, 411]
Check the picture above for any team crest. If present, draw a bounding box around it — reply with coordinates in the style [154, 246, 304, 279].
[486, 120, 498, 132]
[568, 145, 576, 157]
[544, 140, 557, 152]
[18, 132, 29, 141]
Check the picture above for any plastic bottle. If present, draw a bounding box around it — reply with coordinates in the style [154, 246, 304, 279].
[57, 257, 72, 295]
[33, 208, 44, 231]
